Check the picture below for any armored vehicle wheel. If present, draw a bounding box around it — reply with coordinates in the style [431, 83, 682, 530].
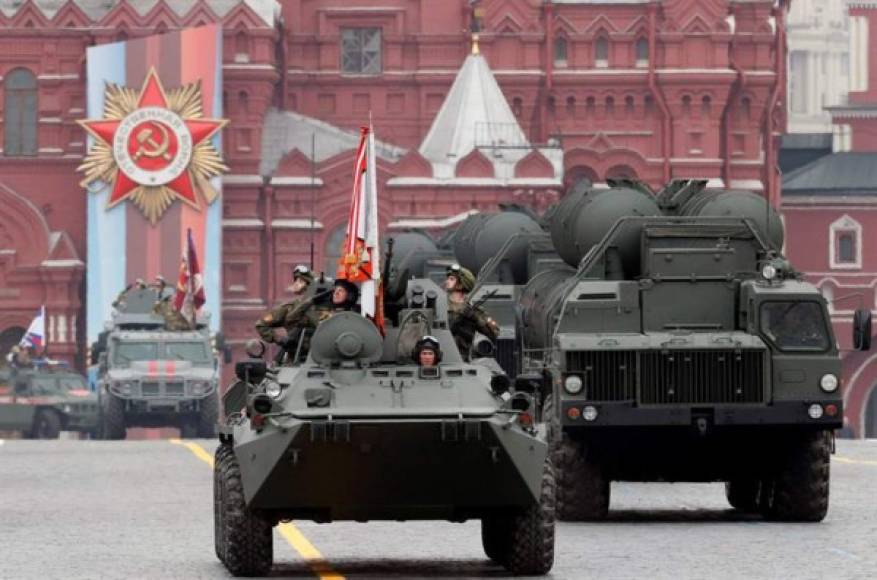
[481, 516, 512, 566]
[214, 443, 234, 563]
[545, 395, 610, 521]
[101, 395, 126, 440]
[219, 444, 273, 576]
[197, 394, 219, 438]
[502, 455, 556, 576]
[31, 410, 61, 439]
[766, 430, 831, 522]
[725, 478, 761, 512]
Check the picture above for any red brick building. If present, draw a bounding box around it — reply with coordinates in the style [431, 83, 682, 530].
[782, 1, 877, 437]
[0, 0, 786, 365]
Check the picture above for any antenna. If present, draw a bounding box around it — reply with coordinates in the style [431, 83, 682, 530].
[309, 132, 316, 270]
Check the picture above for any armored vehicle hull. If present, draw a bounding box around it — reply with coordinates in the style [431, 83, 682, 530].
[216, 287, 555, 576]
[93, 287, 224, 439]
[517, 202, 860, 524]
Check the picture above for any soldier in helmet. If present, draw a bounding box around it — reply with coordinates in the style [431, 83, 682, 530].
[261, 277, 359, 363]
[255, 265, 316, 347]
[413, 335, 442, 367]
[112, 278, 147, 309]
[445, 263, 498, 359]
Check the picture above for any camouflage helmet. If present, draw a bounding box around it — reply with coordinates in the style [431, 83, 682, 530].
[446, 263, 476, 292]
[292, 264, 315, 284]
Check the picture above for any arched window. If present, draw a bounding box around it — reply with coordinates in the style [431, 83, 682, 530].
[740, 96, 752, 121]
[547, 95, 556, 115]
[829, 215, 862, 269]
[644, 95, 654, 116]
[585, 96, 596, 116]
[701, 95, 712, 116]
[605, 96, 615, 115]
[554, 36, 568, 66]
[635, 37, 649, 67]
[235, 30, 249, 63]
[566, 96, 576, 116]
[4, 68, 38, 156]
[238, 90, 249, 113]
[682, 95, 692, 116]
[625, 95, 635, 115]
[324, 225, 347, 276]
[595, 36, 609, 68]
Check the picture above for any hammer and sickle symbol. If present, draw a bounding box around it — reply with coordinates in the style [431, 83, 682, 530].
[133, 123, 172, 162]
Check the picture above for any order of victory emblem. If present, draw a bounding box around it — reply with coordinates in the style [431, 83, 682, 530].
[77, 68, 228, 224]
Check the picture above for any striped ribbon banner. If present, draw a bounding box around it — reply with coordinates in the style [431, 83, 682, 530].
[84, 25, 223, 345]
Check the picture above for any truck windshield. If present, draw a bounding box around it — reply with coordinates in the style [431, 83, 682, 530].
[760, 301, 830, 352]
[164, 342, 211, 364]
[113, 342, 158, 365]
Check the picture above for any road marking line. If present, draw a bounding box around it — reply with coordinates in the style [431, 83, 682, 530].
[834, 456, 877, 466]
[170, 439, 344, 580]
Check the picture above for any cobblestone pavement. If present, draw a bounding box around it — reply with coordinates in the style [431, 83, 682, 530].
[1, 438, 875, 580]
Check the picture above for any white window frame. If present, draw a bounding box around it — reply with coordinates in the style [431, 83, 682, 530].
[829, 215, 862, 270]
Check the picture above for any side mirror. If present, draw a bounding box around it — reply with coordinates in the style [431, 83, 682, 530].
[235, 360, 267, 384]
[853, 309, 872, 351]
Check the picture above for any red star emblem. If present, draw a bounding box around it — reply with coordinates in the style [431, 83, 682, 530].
[79, 68, 227, 210]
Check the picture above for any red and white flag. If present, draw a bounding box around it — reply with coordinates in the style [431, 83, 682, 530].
[174, 228, 206, 326]
[338, 122, 383, 331]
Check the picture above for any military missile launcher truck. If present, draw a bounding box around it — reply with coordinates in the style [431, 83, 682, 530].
[92, 286, 228, 439]
[215, 279, 555, 577]
[516, 179, 871, 522]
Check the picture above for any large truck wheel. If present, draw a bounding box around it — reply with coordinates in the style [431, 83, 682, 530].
[767, 430, 831, 522]
[481, 516, 511, 566]
[545, 395, 610, 521]
[725, 478, 761, 512]
[101, 394, 126, 440]
[197, 393, 219, 438]
[214, 443, 234, 563]
[503, 455, 556, 576]
[219, 444, 273, 576]
[31, 410, 62, 439]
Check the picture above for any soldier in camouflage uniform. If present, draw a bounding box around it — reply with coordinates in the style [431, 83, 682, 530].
[153, 296, 193, 331]
[269, 278, 360, 363]
[445, 264, 499, 359]
[254, 265, 316, 347]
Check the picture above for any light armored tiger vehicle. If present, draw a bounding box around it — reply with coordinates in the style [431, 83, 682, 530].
[214, 279, 555, 577]
[0, 364, 99, 439]
[92, 286, 228, 439]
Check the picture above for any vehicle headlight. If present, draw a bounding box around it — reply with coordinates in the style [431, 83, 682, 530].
[819, 374, 839, 393]
[808, 404, 824, 419]
[63, 405, 73, 414]
[264, 381, 282, 399]
[564, 375, 583, 395]
[118, 382, 133, 396]
[762, 264, 777, 280]
[191, 381, 208, 396]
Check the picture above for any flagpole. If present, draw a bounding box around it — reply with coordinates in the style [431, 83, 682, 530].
[309, 132, 316, 272]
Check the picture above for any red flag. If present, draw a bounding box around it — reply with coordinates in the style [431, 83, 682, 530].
[338, 124, 383, 331]
[174, 229, 206, 326]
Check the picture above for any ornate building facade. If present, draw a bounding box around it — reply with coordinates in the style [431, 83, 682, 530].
[782, 0, 877, 437]
[786, 0, 850, 133]
[0, 0, 785, 370]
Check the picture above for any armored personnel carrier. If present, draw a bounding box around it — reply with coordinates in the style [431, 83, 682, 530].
[0, 363, 99, 438]
[92, 286, 228, 439]
[215, 279, 555, 576]
[517, 179, 870, 522]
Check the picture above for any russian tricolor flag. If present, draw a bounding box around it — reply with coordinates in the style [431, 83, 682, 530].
[20, 306, 45, 350]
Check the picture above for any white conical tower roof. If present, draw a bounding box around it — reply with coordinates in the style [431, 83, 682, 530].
[418, 49, 529, 178]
